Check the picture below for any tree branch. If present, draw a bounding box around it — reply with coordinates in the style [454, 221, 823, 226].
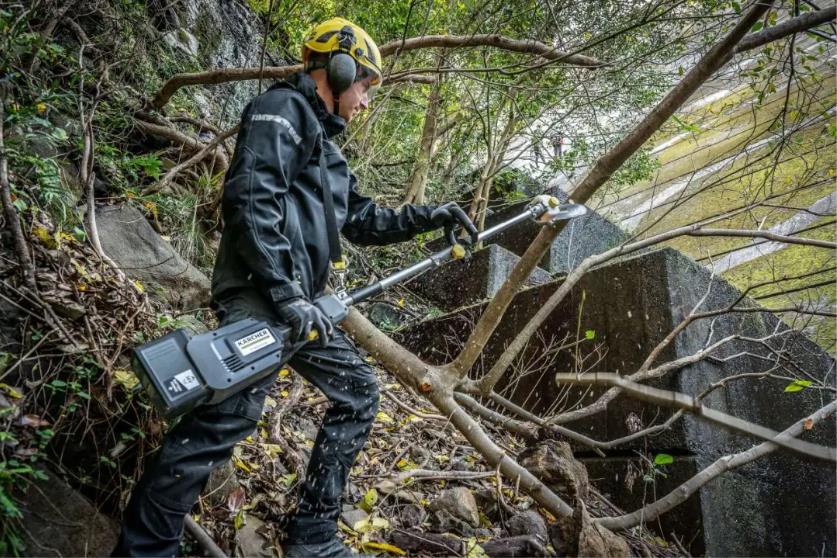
[150, 34, 606, 109]
[595, 400, 837, 530]
[444, 0, 776, 379]
[378, 34, 606, 67]
[735, 7, 837, 53]
[340, 307, 574, 518]
[555, 372, 837, 462]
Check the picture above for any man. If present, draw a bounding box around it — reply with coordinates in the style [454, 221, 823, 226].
[113, 17, 476, 558]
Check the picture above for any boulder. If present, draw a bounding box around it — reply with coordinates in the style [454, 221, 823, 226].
[428, 487, 480, 528]
[17, 467, 119, 557]
[96, 204, 210, 309]
[518, 440, 589, 504]
[505, 509, 548, 541]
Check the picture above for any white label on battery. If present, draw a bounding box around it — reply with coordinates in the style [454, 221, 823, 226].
[174, 369, 200, 390]
[234, 328, 276, 356]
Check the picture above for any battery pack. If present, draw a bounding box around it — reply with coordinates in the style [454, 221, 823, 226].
[133, 319, 289, 417]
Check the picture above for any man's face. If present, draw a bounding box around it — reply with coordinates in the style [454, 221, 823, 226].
[338, 77, 374, 122]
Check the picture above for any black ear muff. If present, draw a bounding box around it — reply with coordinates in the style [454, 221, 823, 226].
[327, 52, 356, 96]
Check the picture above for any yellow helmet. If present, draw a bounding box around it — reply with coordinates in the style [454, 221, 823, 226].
[302, 17, 383, 94]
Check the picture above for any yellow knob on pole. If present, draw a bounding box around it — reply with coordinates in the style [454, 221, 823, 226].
[548, 196, 560, 208]
[450, 244, 466, 259]
[308, 329, 319, 342]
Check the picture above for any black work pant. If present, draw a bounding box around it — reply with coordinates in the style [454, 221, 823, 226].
[113, 298, 380, 557]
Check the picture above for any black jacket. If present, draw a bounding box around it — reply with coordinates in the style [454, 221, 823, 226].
[212, 73, 438, 306]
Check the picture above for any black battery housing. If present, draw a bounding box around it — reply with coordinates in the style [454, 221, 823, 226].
[133, 319, 288, 417]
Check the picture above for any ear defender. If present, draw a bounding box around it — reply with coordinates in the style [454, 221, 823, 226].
[326, 52, 357, 95]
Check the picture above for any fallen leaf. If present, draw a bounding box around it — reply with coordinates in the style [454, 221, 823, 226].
[227, 486, 246, 512]
[359, 488, 377, 512]
[375, 411, 394, 424]
[113, 369, 139, 391]
[362, 541, 406, 555]
[278, 368, 290, 377]
[803, 418, 814, 430]
[234, 510, 246, 530]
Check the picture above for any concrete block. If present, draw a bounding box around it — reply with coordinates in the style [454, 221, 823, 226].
[407, 244, 551, 311]
[397, 247, 836, 555]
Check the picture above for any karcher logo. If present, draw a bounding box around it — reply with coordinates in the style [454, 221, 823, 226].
[234, 328, 277, 357]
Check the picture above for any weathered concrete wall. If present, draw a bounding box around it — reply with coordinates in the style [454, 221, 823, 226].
[407, 244, 551, 311]
[397, 247, 836, 556]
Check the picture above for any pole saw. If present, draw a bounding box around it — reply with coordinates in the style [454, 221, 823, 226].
[132, 196, 588, 418]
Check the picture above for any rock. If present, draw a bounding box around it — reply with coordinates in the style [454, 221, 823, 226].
[427, 509, 477, 536]
[389, 529, 460, 556]
[428, 487, 480, 527]
[518, 440, 589, 503]
[482, 535, 549, 557]
[203, 460, 239, 507]
[505, 510, 548, 541]
[398, 503, 426, 528]
[234, 515, 274, 558]
[17, 466, 119, 557]
[366, 302, 407, 330]
[340, 508, 369, 531]
[95, 204, 210, 309]
[554, 500, 629, 558]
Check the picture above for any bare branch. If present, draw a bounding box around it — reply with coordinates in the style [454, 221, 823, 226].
[143, 124, 239, 195]
[555, 372, 837, 462]
[595, 400, 837, 530]
[378, 34, 606, 67]
[150, 34, 606, 109]
[446, 0, 776, 379]
[0, 96, 37, 291]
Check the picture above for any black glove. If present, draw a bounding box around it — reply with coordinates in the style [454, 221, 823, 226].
[430, 202, 479, 246]
[277, 298, 334, 347]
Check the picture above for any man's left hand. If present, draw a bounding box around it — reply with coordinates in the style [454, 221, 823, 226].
[430, 202, 479, 245]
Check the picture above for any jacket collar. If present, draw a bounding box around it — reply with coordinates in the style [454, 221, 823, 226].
[276, 72, 347, 139]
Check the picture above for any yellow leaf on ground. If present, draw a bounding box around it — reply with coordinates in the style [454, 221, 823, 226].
[232, 455, 251, 473]
[396, 458, 416, 471]
[362, 541, 406, 555]
[113, 369, 139, 391]
[359, 488, 377, 512]
[278, 368, 290, 377]
[280, 390, 289, 398]
[234, 510, 246, 530]
[375, 411, 394, 424]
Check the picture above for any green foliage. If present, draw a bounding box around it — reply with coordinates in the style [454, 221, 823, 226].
[784, 379, 813, 393]
[654, 453, 674, 466]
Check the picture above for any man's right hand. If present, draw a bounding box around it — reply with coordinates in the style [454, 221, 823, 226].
[277, 298, 334, 347]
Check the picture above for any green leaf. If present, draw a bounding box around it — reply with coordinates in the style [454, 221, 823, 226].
[750, 21, 763, 32]
[654, 453, 674, 466]
[784, 379, 812, 393]
[584, 329, 596, 340]
[731, 1, 741, 14]
[359, 487, 378, 512]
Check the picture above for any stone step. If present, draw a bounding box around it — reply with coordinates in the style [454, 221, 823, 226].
[405, 244, 551, 311]
[396, 247, 835, 556]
